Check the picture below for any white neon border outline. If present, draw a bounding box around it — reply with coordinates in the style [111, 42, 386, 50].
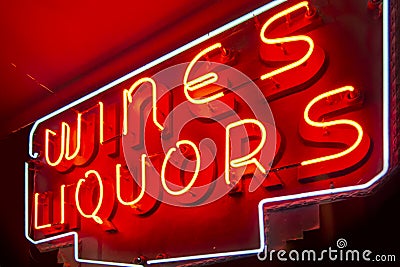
[25, 0, 390, 265]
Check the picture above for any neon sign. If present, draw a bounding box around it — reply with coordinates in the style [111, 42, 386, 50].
[259, 1, 315, 80]
[26, 0, 390, 266]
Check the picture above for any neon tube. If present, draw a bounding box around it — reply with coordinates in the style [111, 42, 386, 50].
[34, 193, 51, 229]
[123, 77, 164, 135]
[260, 1, 314, 80]
[26, 165, 144, 267]
[116, 154, 147, 206]
[28, 0, 287, 159]
[44, 127, 65, 166]
[161, 140, 201, 195]
[60, 184, 65, 224]
[301, 86, 363, 166]
[150, 2, 391, 261]
[26, 0, 390, 265]
[99, 102, 104, 144]
[225, 119, 267, 185]
[75, 170, 104, 224]
[64, 113, 82, 160]
[183, 43, 225, 104]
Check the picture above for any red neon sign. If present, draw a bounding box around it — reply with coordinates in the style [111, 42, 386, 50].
[260, 1, 314, 80]
[26, 1, 390, 266]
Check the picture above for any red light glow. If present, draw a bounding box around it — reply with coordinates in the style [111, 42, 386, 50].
[260, 1, 314, 80]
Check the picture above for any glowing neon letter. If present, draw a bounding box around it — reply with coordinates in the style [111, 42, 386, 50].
[161, 140, 201, 195]
[45, 113, 82, 166]
[301, 86, 363, 166]
[123, 77, 164, 135]
[64, 113, 82, 160]
[34, 193, 52, 229]
[116, 154, 147, 206]
[34, 185, 65, 229]
[44, 127, 65, 167]
[260, 1, 314, 80]
[225, 119, 267, 185]
[60, 184, 65, 224]
[183, 43, 225, 104]
[98, 102, 104, 144]
[75, 170, 104, 224]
